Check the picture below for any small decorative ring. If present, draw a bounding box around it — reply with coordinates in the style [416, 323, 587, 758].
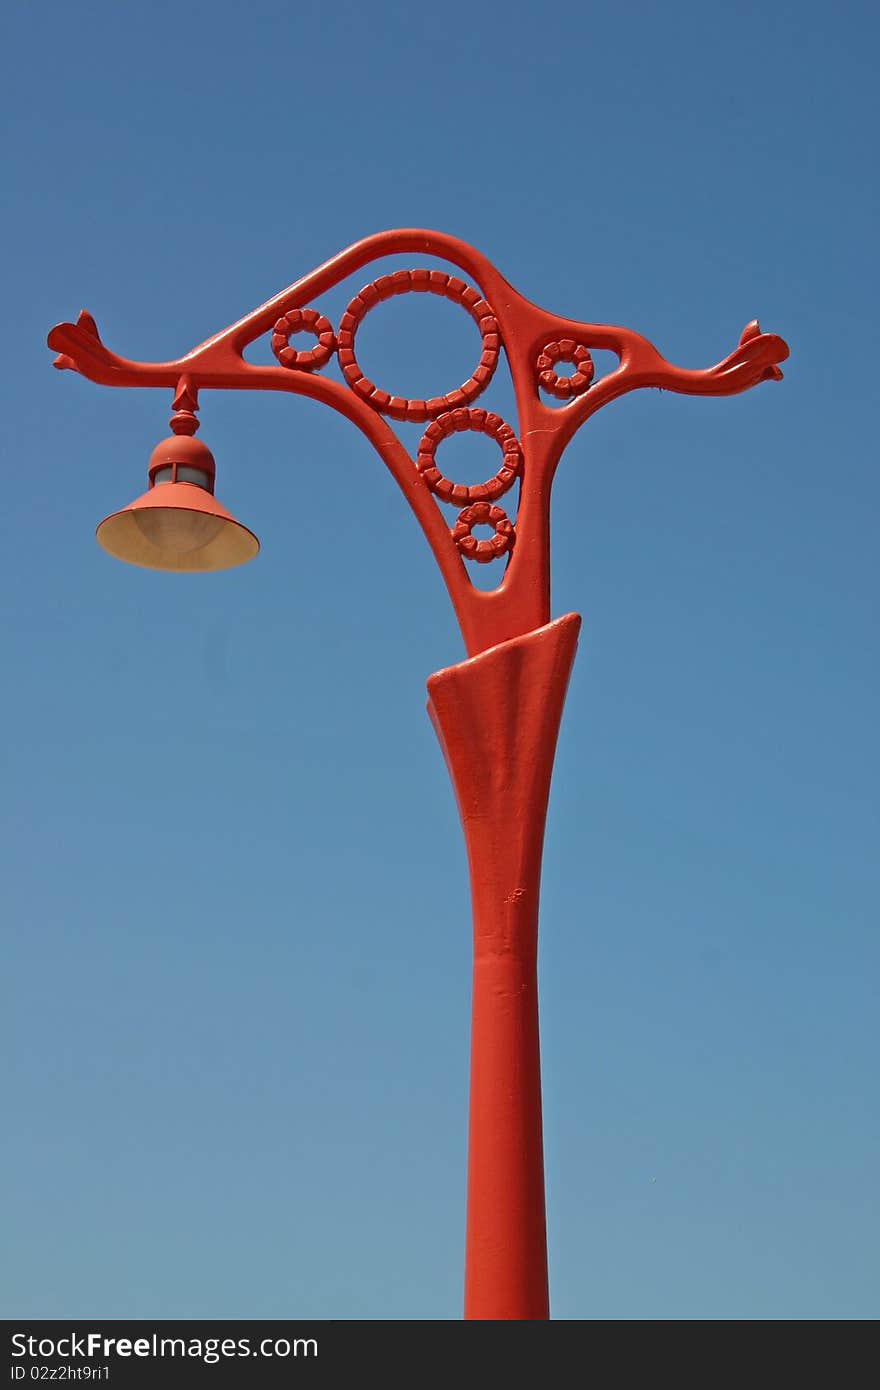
[337, 269, 500, 421]
[271, 308, 336, 371]
[452, 502, 515, 564]
[416, 409, 521, 506]
[536, 339, 594, 399]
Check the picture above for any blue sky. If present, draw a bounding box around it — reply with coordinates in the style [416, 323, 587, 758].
[3, 0, 877, 1319]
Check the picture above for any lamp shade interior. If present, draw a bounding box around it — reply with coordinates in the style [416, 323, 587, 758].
[96, 482, 259, 572]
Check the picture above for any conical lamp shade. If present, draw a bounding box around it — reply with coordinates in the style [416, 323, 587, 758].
[97, 482, 259, 572]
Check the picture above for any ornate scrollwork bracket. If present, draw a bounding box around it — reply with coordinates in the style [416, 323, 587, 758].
[47, 230, 788, 657]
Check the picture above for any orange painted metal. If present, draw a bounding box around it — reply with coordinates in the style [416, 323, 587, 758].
[429, 614, 581, 1319]
[48, 233, 787, 659]
[95, 386, 259, 572]
[48, 231, 788, 1319]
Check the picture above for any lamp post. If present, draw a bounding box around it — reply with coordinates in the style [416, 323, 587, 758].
[48, 229, 788, 1320]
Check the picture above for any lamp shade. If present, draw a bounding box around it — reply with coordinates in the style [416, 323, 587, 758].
[96, 433, 259, 572]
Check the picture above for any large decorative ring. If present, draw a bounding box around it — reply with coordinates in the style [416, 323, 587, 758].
[337, 270, 500, 421]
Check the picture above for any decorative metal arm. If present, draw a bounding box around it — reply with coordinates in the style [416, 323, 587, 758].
[48, 228, 788, 657]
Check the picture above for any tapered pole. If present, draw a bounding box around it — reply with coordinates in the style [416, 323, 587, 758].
[465, 898, 548, 1318]
[427, 614, 581, 1319]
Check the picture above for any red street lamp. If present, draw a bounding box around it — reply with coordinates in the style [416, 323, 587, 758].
[48, 229, 788, 1320]
[95, 403, 259, 572]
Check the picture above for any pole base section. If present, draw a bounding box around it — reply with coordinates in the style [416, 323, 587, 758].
[427, 614, 581, 1320]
